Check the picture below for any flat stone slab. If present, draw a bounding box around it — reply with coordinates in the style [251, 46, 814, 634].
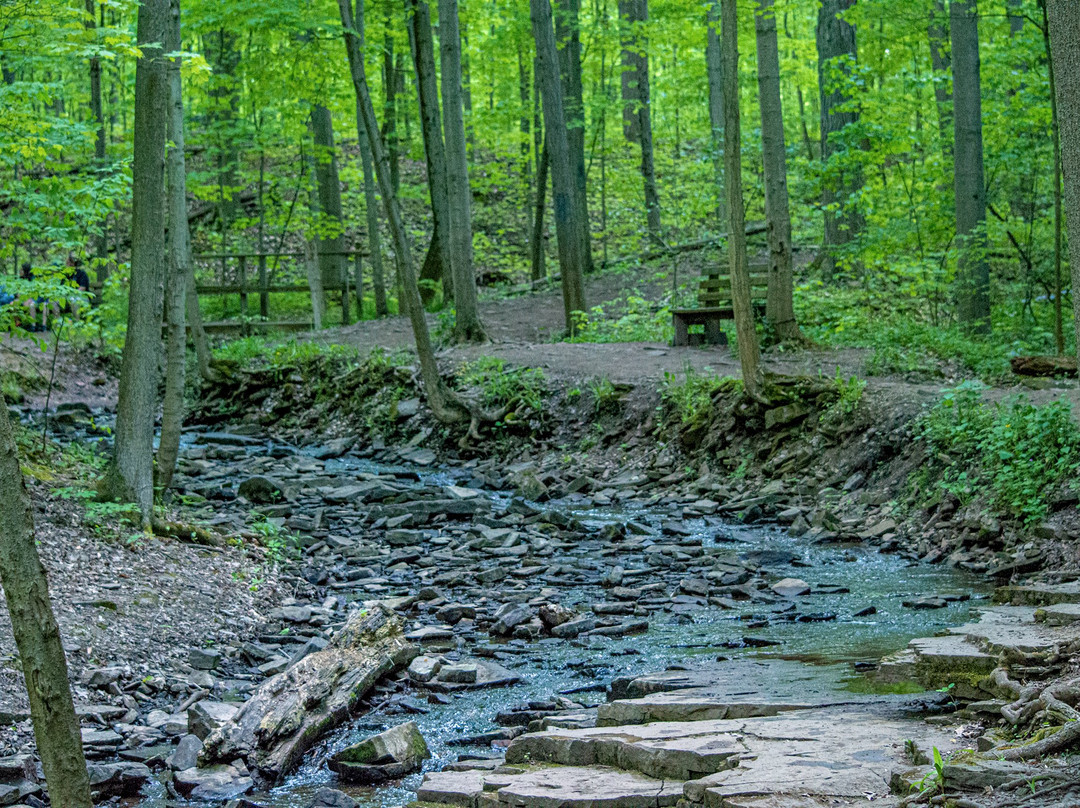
[948, 606, 1080, 656]
[680, 709, 966, 808]
[418, 765, 684, 808]
[1041, 602, 1080, 626]
[994, 581, 1080, 606]
[507, 720, 743, 780]
[599, 660, 850, 726]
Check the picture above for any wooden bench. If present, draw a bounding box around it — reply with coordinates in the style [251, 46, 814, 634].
[671, 264, 769, 347]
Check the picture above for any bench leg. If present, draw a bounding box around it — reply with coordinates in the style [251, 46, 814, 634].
[672, 315, 689, 347]
[704, 317, 726, 346]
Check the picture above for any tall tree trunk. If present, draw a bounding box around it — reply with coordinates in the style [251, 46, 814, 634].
[619, 0, 641, 142]
[950, 0, 991, 334]
[755, 0, 802, 344]
[626, 0, 660, 239]
[341, 0, 388, 318]
[1047, 0, 1080, 361]
[383, 0, 401, 195]
[305, 239, 325, 330]
[101, 0, 168, 523]
[1007, 0, 1034, 225]
[928, 0, 953, 166]
[406, 0, 453, 301]
[556, 0, 595, 273]
[205, 28, 240, 238]
[518, 42, 532, 232]
[705, 2, 727, 225]
[85, 0, 109, 297]
[438, 0, 486, 341]
[817, 0, 863, 278]
[338, 0, 477, 426]
[532, 141, 550, 282]
[722, 0, 762, 400]
[159, 0, 191, 491]
[531, 0, 588, 332]
[1042, 0, 1064, 355]
[311, 105, 348, 310]
[0, 407, 92, 808]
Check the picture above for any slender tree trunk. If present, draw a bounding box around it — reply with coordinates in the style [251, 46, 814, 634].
[705, 2, 727, 225]
[532, 141, 550, 282]
[85, 0, 109, 297]
[619, 0, 660, 239]
[531, 0, 588, 331]
[310, 105, 347, 311]
[755, 0, 801, 344]
[407, 0, 453, 302]
[1008, 0, 1035, 225]
[950, 0, 991, 334]
[518, 42, 532, 232]
[817, 0, 863, 278]
[383, 0, 401, 194]
[928, 0, 953, 166]
[340, 0, 473, 424]
[439, 0, 486, 341]
[0, 407, 91, 808]
[341, 0, 388, 318]
[1047, 0, 1080, 361]
[619, 0, 640, 142]
[1042, 0, 1064, 355]
[159, 0, 190, 491]
[722, 0, 762, 400]
[205, 28, 239, 237]
[460, 16, 475, 152]
[101, 0, 168, 523]
[556, 0, 595, 273]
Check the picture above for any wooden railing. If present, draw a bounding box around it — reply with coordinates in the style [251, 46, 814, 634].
[193, 249, 367, 333]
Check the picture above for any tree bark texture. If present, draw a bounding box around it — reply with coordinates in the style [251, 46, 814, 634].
[159, 0, 191, 492]
[950, 0, 991, 334]
[617, 0, 661, 239]
[86, 0, 110, 293]
[406, 0, 453, 299]
[438, 0, 486, 341]
[102, 0, 168, 522]
[928, 0, 953, 164]
[532, 141, 550, 282]
[311, 104, 348, 298]
[755, 0, 801, 343]
[1047, 0, 1080, 361]
[705, 2, 727, 225]
[817, 0, 863, 277]
[383, 0, 401, 194]
[0, 326, 92, 808]
[531, 0, 588, 332]
[338, 0, 474, 423]
[556, 0, 595, 273]
[341, 0, 388, 318]
[722, 0, 762, 399]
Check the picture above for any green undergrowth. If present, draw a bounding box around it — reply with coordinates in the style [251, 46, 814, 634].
[916, 382, 1080, 524]
[457, 356, 548, 413]
[659, 367, 740, 431]
[798, 284, 1064, 381]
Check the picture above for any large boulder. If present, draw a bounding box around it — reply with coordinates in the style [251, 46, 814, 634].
[201, 606, 416, 781]
[328, 721, 430, 784]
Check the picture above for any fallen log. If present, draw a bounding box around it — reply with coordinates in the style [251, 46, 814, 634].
[200, 604, 417, 782]
[1010, 355, 1078, 378]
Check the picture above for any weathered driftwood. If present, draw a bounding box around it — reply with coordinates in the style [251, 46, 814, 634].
[1010, 355, 1078, 377]
[200, 605, 416, 781]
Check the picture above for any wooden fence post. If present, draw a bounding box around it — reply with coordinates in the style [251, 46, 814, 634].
[258, 253, 269, 319]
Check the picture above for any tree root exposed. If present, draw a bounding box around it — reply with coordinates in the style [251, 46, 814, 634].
[986, 672, 1080, 761]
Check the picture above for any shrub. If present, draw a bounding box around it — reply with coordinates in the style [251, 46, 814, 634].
[920, 383, 1080, 523]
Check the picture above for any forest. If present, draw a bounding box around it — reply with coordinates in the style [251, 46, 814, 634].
[0, 0, 1079, 807]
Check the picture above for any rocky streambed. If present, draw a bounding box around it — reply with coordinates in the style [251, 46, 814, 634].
[5, 411, 1079, 807]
